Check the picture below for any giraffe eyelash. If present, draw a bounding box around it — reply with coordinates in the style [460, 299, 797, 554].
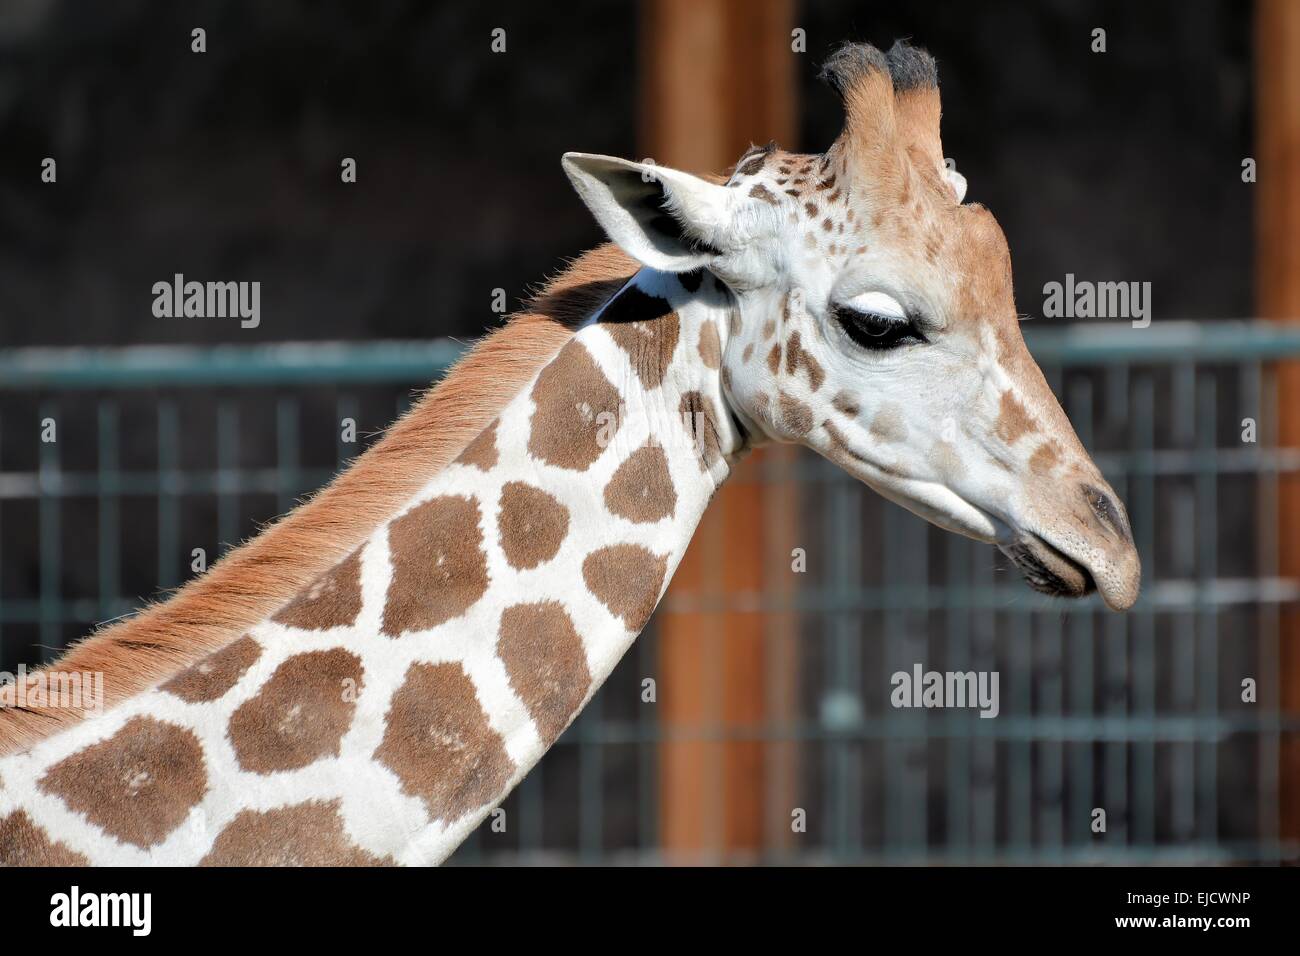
[830, 303, 928, 351]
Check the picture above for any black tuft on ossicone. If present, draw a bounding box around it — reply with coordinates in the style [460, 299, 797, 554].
[817, 42, 890, 95]
[818, 40, 938, 95]
[885, 39, 939, 91]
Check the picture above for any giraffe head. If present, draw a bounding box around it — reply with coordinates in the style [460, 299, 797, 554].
[562, 40, 1139, 611]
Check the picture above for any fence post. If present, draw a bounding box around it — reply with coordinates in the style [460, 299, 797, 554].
[640, 0, 800, 862]
[1257, 0, 1300, 852]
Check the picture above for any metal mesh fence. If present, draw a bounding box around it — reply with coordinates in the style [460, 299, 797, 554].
[1, 322, 1297, 864]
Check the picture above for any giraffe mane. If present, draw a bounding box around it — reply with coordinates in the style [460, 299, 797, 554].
[0, 243, 638, 756]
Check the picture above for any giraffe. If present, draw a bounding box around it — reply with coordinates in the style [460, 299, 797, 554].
[0, 41, 1138, 865]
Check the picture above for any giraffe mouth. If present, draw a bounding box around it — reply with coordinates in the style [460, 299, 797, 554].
[1000, 536, 1096, 600]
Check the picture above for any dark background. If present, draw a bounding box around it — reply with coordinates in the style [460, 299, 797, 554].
[0, 0, 1252, 350]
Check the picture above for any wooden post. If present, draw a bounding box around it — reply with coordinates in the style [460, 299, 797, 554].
[639, 0, 799, 862]
[1257, 0, 1300, 852]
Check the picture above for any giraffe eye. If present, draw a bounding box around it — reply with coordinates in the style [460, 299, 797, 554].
[831, 304, 927, 351]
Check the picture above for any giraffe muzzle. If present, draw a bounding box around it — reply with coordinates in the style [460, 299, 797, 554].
[1000, 536, 1096, 601]
[999, 482, 1141, 611]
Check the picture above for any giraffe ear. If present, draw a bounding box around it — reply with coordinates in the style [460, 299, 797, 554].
[562, 152, 737, 272]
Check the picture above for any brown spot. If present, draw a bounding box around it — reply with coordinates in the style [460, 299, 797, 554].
[801, 352, 826, 391]
[827, 188, 842, 203]
[227, 649, 363, 774]
[736, 154, 766, 177]
[162, 635, 262, 703]
[821, 218, 834, 232]
[869, 404, 907, 443]
[996, 390, 1035, 444]
[766, 343, 782, 375]
[679, 390, 724, 471]
[855, 244, 867, 255]
[742, 343, 755, 363]
[455, 419, 499, 471]
[201, 799, 395, 866]
[697, 320, 721, 369]
[498, 602, 592, 746]
[582, 544, 668, 632]
[382, 495, 489, 636]
[816, 174, 837, 191]
[778, 392, 814, 436]
[803, 202, 818, 217]
[0, 810, 89, 865]
[498, 481, 569, 570]
[528, 339, 624, 469]
[272, 550, 363, 630]
[762, 318, 777, 340]
[604, 313, 680, 390]
[39, 716, 207, 849]
[785, 329, 826, 390]
[748, 183, 778, 205]
[784, 331, 802, 375]
[375, 662, 514, 823]
[784, 331, 826, 392]
[1030, 441, 1063, 476]
[832, 391, 861, 418]
[784, 188, 800, 197]
[603, 442, 677, 523]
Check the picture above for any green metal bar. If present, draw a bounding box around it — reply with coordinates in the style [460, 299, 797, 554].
[38, 400, 60, 664]
[577, 686, 604, 863]
[1196, 375, 1220, 844]
[1022, 321, 1300, 364]
[276, 398, 301, 516]
[2, 322, 1300, 394]
[945, 532, 972, 857]
[1133, 374, 1157, 846]
[157, 400, 180, 591]
[637, 623, 658, 853]
[1172, 362, 1197, 841]
[0, 341, 462, 390]
[97, 403, 121, 622]
[217, 402, 239, 554]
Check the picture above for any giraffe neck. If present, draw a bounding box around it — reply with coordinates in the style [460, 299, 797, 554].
[0, 268, 747, 866]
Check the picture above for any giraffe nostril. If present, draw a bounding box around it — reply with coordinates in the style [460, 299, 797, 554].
[1083, 484, 1131, 542]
